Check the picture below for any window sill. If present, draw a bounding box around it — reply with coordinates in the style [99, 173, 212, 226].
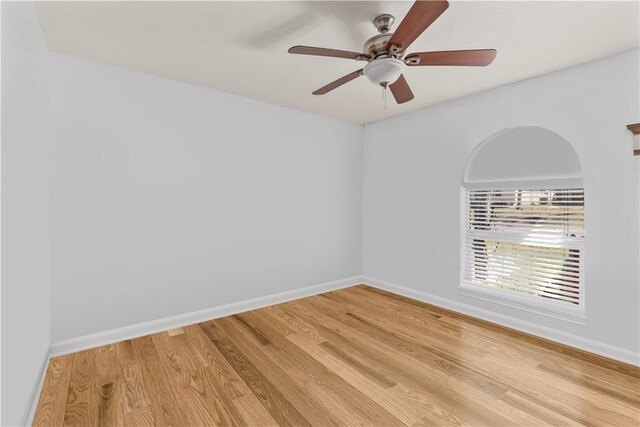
[459, 283, 587, 325]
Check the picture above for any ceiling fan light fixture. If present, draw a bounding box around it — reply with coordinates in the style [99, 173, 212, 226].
[288, 1, 496, 104]
[363, 58, 405, 86]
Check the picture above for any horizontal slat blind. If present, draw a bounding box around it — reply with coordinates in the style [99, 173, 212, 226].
[463, 188, 584, 307]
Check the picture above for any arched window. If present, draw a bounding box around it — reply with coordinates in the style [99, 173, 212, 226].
[461, 127, 585, 323]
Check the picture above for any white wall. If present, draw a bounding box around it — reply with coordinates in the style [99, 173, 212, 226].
[1, 1, 51, 424]
[49, 54, 363, 342]
[363, 49, 640, 358]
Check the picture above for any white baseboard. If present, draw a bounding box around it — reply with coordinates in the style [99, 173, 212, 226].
[22, 351, 50, 426]
[362, 276, 640, 367]
[49, 274, 639, 365]
[50, 276, 364, 357]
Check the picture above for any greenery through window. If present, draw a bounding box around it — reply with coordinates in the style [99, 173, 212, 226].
[463, 188, 584, 306]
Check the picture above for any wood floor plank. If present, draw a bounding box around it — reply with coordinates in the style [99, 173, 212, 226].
[478, 353, 639, 425]
[249, 358, 356, 426]
[94, 379, 124, 426]
[287, 332, 425, 425]
[94, 345, 125, 426]
[497, 391, 583, 427]
[231, 321, 387, 426]
[326, 289, 492, 359]
[263, 305, 326, 343]
[33, 354, 74, 427]
[317, 291, 639, 424]
[237, 311, 405, 426]
[393, 382, 469, 427]
[63, 349, 97, 427]
[353, 286, 640, 424]
[151, 331, 187, 378]
[201, 365, 248, 425]
[536, 359, 640, 405]
[170, 333, 209, 372]
[348, 288, 640, 417]
[203, 319, 341, 427]
[167, 328, 185, 337]
[114, 340, 149, 413]
[411, 413, 465, 427]
[184, 324, 250, 399]
[288, 297, 545, 426]
[200, 319, 312, 427]
[34, 285, 640, 426]
[95, 345, 118, 384]
[231, 393, 279, 426]
[131, 335, 186, 426]
[123, 404, 155, 427]
[354, 286, 640, 401]
[169, 368, 234, 426]
[360, 285, 640, 378]
[165, 326, 247, 427]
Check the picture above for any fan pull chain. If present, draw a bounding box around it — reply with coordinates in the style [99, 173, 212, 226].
[380, 84, 387, 109]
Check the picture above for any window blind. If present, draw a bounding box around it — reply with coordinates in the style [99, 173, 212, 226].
[462, 188, 584, 307]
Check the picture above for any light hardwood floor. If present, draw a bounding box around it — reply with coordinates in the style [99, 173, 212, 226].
[34, 285, 640, 426]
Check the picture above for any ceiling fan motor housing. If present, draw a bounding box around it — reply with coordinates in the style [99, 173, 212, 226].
[363, 33, 393, 58]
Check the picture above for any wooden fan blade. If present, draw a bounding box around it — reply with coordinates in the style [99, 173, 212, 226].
[313, 69, 364, 95]
[389, 74, 414, 104]
[406, 49, 497, 66]
[288, 46, 370, 61]
[387, 1, 449, 53]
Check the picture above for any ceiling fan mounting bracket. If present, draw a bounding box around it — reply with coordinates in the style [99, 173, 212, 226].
[372, 14, 395, 33]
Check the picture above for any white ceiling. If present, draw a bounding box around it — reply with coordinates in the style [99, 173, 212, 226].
[35, 1, 639, 124]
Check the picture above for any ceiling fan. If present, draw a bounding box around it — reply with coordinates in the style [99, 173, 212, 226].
[288, 0, 496, 104]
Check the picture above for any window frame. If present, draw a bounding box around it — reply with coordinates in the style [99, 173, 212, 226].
[459, 178, 587, 324]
